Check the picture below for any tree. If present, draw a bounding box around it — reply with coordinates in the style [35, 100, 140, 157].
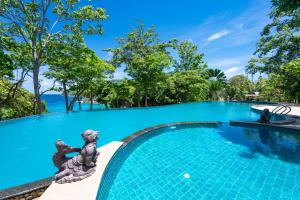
[278, 59, 300, 102]
[107, 23, 172, 107]
[46, 41, 113, 111]
[0, 36, 14, 78]
[254, 0, 300, 73]
[110, 80, 135, 108]
[0, 41, 32, 109]
[0, 0, 107, 113]
[164, 71, 209, 103]
[207, 68, 226, 100]
[174, 40, 207, 72]
[0, 79, 36, 120]
[255, 76, 284, 102]
[226, 75, 252, 101]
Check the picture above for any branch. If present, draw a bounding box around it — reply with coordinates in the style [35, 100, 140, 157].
[40, 80, 57, 96]
[38, 0, 51, 44]
[17, 0, 27, 13]
[2, 12, 31, 46]
[42, 17, 60, 48]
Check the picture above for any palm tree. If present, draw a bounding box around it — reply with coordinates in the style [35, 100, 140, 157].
[207, 68, 227, 100]
[207, 68, 226, 83]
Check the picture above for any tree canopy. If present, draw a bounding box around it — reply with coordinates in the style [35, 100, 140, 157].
[253, 0, 300, 73]
[0, 0, 108, 113]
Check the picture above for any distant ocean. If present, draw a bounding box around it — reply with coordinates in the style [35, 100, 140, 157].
[41, 94, 104, 113]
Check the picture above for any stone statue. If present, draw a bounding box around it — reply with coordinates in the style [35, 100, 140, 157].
[258, 108, 271, 123]
[53, 130, 99, 184]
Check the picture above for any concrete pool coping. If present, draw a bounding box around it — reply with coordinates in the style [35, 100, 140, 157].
[251, 104, 300, 118]
[39, 141, 123, 200]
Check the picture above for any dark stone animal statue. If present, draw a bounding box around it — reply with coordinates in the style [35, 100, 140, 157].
[53, 130, 99, 184]
[258, 109, 271, 123]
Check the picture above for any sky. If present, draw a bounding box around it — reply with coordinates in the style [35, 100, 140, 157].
[23, 0, 272, 92]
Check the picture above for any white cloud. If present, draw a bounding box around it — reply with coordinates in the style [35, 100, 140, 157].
[179, 0, 270, 49]
[225, 67, 240, 75]
[208, 30, 230, 41]
[208, 56, 250, 78]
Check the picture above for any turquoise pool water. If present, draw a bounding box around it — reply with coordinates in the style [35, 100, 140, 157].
[0, 101, 259, 190]
[98, 124, 300, 200]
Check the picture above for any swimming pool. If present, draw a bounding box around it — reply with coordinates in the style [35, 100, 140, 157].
[0, 102, 259, 190]
[97, 123, 300, 200]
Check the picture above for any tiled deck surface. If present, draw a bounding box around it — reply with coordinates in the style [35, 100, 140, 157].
[39, 141, 123, 200]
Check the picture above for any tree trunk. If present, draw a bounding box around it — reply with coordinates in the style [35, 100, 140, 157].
[68, 97, 77, 111]
[33, 66, 42, 114]
[68, 90, 84, 111]
[62, 82, 69, 112]
[90, 89, 93, 110]
[78, 96, 82, 111]
[136, 88, 141, 107]
[32, 43, 43, 114]
[144, 96, 148, 107]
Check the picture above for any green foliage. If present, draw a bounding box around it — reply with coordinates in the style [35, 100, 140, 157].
[46, 40, 114, 111]
[225, 75, 252, 101]
[207, 68, 227, 100]
[174, 40, 207, 72]
[0, 36, 14, 78]
[255, 76, 284, 102]
[0, 0, 108, 113]
[106, 23, 172, 106]
[254, 0, 300, 73]
[164, 71, 209, 104]
[278, 59, 300, 102]
[252, 59, 300, 103]
[98, 80, 136, 108]
[0, 79, 35, 120]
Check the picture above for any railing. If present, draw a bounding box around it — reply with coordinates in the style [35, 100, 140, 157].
[271, 104, 292, 119]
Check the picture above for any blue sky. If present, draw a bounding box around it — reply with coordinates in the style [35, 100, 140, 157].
[23, 0, 272, 92]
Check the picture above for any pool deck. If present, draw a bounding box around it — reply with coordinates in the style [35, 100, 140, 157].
[39, 141, 123, 200]
[245, 104, 300, 131]
[251, 104, 300, 118]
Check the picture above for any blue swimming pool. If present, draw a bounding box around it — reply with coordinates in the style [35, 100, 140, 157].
[0, 101, 259, 190]
[98, 124, 300, 200]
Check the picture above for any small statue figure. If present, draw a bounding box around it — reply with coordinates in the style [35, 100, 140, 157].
[53, 130, 99, 184]
[258, 109, 271, 123]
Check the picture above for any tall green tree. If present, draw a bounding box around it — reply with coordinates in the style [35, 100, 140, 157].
[0, 0, 107, 113]
[278, 59, 300, 102]
[174, 40, 207, 72]
[107, 23, 172, 107]
[226, 75, 252, 101]
[46, 41, 113, 111]
[164, 71, 209, 104]
[254, 0, 300, 73]
[255, 76, 284, 102]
